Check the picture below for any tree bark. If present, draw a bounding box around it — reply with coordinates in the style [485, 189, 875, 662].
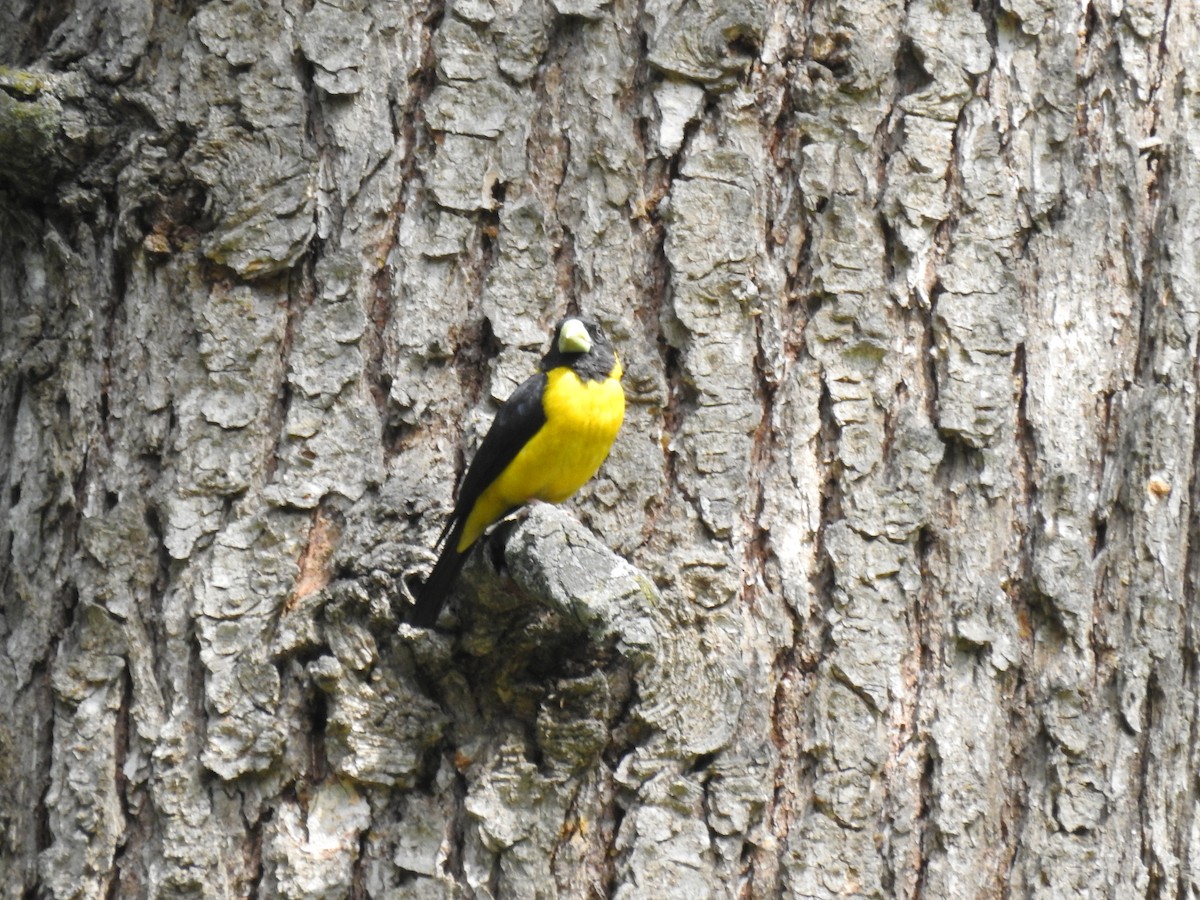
[1, 0, 1197, 896]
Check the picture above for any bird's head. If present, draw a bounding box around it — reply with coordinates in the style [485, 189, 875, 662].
[544, 316, 620, 382]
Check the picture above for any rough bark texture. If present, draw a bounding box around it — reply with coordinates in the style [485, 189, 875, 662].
[1, 0, 1197, 896]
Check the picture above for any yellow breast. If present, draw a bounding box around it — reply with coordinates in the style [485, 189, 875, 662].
[513, 364, 625, 503]
[456, 363, 625, 551]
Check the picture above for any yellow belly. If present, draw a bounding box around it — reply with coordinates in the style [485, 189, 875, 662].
[457, 365, 624, 551]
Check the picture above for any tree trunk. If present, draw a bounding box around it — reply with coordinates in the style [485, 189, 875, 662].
[1, 0, 1197, 896]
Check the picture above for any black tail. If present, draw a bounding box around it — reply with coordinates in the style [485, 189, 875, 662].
[409, 521, 470, 627]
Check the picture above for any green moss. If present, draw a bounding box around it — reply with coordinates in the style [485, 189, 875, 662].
[0, 69, 65, 196]
[0, 95, 57, 133]
[0, 66, 51, 98]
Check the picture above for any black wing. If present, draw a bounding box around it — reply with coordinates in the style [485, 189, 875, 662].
[444, 371, 548, 539]
[409, 372, 547, 626]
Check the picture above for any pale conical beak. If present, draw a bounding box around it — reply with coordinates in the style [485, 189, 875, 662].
[558, 318, 592, 354]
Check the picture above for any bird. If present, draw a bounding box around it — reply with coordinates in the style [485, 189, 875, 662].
[408, 316, 625, 627]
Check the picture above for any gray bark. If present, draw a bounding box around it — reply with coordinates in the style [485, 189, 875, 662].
[0, 0, 1197, 896]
